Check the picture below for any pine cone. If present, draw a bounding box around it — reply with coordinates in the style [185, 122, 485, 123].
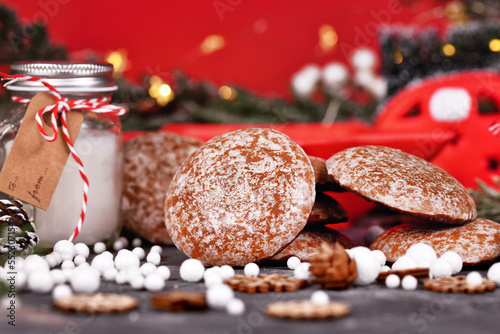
[0, 199, 39, 261]
[309, 242, 357, 289]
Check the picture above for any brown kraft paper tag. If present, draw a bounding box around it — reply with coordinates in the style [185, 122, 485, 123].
[0, 92, 84, 210]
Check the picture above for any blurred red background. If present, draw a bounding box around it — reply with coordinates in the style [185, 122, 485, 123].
[3, 0, 449, 98]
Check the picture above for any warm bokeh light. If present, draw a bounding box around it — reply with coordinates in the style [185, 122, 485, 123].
[105, 49, 128, 75]
[148, 76, 174, 106]
[394, 52, 403, 64]
[489, 39, 500, 52]
[201, 35, 225, 54]
[442, 43, 456, 56]
[318, 24, 338, 52]
[159, 84, 172, 97]
[218, 85, 237, 100]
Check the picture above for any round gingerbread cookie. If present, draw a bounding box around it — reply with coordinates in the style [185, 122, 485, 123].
[165, 128, 316, 266]
[122, 132, 202, 244]
[308, 192, 348, 226]
[309, 156, 345, 192]
[370, 218, 500, 265]
[269, 227, 354, 262]
[326, 146, 476, 224]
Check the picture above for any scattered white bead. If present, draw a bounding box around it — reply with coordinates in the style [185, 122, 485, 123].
[219, 265, 235, 280]
[226, 298, 245, 316]
[401, 275, 418, 291]
[294, 262, 311, 280]
[180, 259, 205, 282]
[73, 255, 86, 266]
[28, 270, 54, 293]
[74, 243, 90, 259]
[51, 252, 63, 266]
[91, 254, 115, 274]
[23, 255, 49, 274]
[103, 267, 118, 281]
[287, 256, 301, 270]
[206, 284, 234, 309]
[132, 238, 142, 248]
[487, 262, 500, 284]
[132, 247, 146, 260]
[78, 262, 90, 269]
[310, 291, 330, 305]
[466, 271, 483, 287]
[52, 284, 72, 300]
[71, 267, 100, 293]
[429, 258, 453, 279]
[130, 275, 145, 290]
[93, 242, 106, 254]
[144, 273, 165, 292]
[140, 263, 157, 276]
[113, 239, 126, 252]
[244, 263, 259, 277]
[405, 243, 437, 264]
[205, 274, 223, 288]
[45, 254, 58, 268]
[50, 269, 66, 285]
[385, 274, 401, 289]
[124, 267, 143, 283]
[440, 251, 463, 275]
[417, 260, 432, 269]
[61, 260, 75, 270]
[371, 250, 386, 266]
[101, 251, 114, 259]
[146, 252, 161, 266]
[156, 266, 171, 280]
[115, 271, 128, 285]
[204, 266, 221, 280]
[349, 247, 379, 286]
[392, 255, 418, 271]
[53, 240, 76, 261]
[16, 271, 27, 290]
[352, 48, 376, 70]
[380, 265, 391, 273]
[115, 249, 140, 270]
[62, 268, 74, 281]
[118, 237, 129, 249]
[150, 245, 163, 254]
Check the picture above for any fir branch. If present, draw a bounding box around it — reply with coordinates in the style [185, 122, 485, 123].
[470, 176, 500, 222]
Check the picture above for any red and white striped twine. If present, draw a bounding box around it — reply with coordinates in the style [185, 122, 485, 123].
[0, 72, 127, 242]
[490, 120, 500, 137]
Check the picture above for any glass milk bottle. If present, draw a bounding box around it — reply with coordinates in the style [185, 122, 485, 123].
[0, 62, 123, 247]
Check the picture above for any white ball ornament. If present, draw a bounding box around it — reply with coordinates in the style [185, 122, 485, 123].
[130, 275, 145, 290]
[51, 252, 63, 266]
[132, 238, 142, 248]
[291, 65, 321, 98]
[380, 265, 391, 273]
[52, 284, 72, 300]
[348, 247, 379, 286]
[150, 245, 163, 254]
[54, 240, 76, 261]
[371, 250, 386, 266]
[219, 265, 235, 280]
[118, 237, 129, 248]
[15, 271, 27, 290]
[487, 263, 500, 284]
[93, 242, 106, 254]
[45, 254, 58, 268]
[71, 267, 100, 293]
[28, 270, 54, 293]
[440, 251, 463, 275]
[112, 239, 125, 252]
[23, 254, 49, 274]
[392, 255, 418, 271]
[74, 243, 90, 258]
[62, 268, 74, 281]
[132, 247, 146, 260]
[115, 271, 128, 285]
[206, 284, 234, 309]
[103, 267, 118, 281]
[204, 266, 221, 280]
[351, 48, 376, 70]
[91, 254, 114, 274]
[144, 273, 165, 292]
[205, 274, 223, 288]
[385, 274, 400, 289]
[402, 275, 418, 291]
[61, 260, 75, 270]
[50, 269, 67, 285]
[429, 258, 453, 279]
[310, 291, 329, 305]
[294, 262, 311, 280]
[287, 256, 301, 270]
[466, 271, 483, 287]
[146, 251, 161, 266]
[244, 263, 259, 277]
[156, 266, 171, 280]
[140, 263, 157, 276]
[101, 251, 114, 259]
[123, 267, 142, 283]
[73, 255, 86, 266]
[322, 62, 349, 91]
[180, 259, 205, 282]
[115, 250, 140, 270]
[226, 298, 245, 316]
[406, 243, 437, 264]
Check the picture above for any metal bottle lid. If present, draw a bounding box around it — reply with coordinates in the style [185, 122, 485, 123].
[6, 61, 117, 93]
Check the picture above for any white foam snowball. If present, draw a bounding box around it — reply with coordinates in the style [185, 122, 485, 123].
[144, 273, 165, 292]
[132, 247, 146, 260]
[93, 242, 106, 254]
[118, 237, 129, 248]
[156, 266, 171, 280]
[429, 258, 453, 279]
[368, 77, 388, 100]
[115, 271, 127, 285]
[349, 247, 379, 286]
[123, 267, 142, 283]
[62, 268, 74, 281]
[140, 263, 157, 276]
[16, 271, 27, 290]
[385, 274, 401, 289]
[487, 263, 500, 284]
[74, 243, 90, 258]
[206, 284, 234, 309]
[371, 250, 386, 266]
[219, 265, 235, 280]
[180, 259, 205, 282]
[146, 252, 161, 266]
[310, 291, 330, 305]
[417, 260, 432, 269]
[406, 243, 437, 264]
[322, 62, 349, 90]
[28, 270, 53, 293]
[205, 274, 223, 288]
[24, 255, 49, 274]
[51, 252, 63, 266]
[113, 239, 125, 252]
[204, 266, 221, 280]
[73, 255, 86, 266]
[402, 275, 418, 291]
[61, 260, 75, 270]
[392, 255, 418, 271]
[71, 267, 100, 293]
[45, 254, 58, 268]
[91, 254, 115, 274]
[50, 269, 66, 285]
[115, 250, 140, 270]
[103, 267, 118, 281]
[380, 265, 391, 273]
[440, 251, 463, 275]
[291, 65, 321, 98]
[244, 263, 259, 277]
[78, 263, 90, 269]
[466, 271, 483, 287]
[101, 251, 114, 259]
[53, 240, 76, 261]
[130, 275, 145, 290]
[352, 48, 376, 70]
[52, 284, 72, 300]
[294, 262, 311, 280]
[132, 238, 142, 248]
[226, 298, 245, 316]
[287, 256, 301, 270]
[150, 245, 163, 254]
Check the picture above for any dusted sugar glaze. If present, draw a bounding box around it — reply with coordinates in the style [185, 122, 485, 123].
[122, 132, 202, 244]
[308, 192, 348, 225]
[326, 146, 476, 224]
[370, 218, 500, 265]
[165, 128, 316, 266]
